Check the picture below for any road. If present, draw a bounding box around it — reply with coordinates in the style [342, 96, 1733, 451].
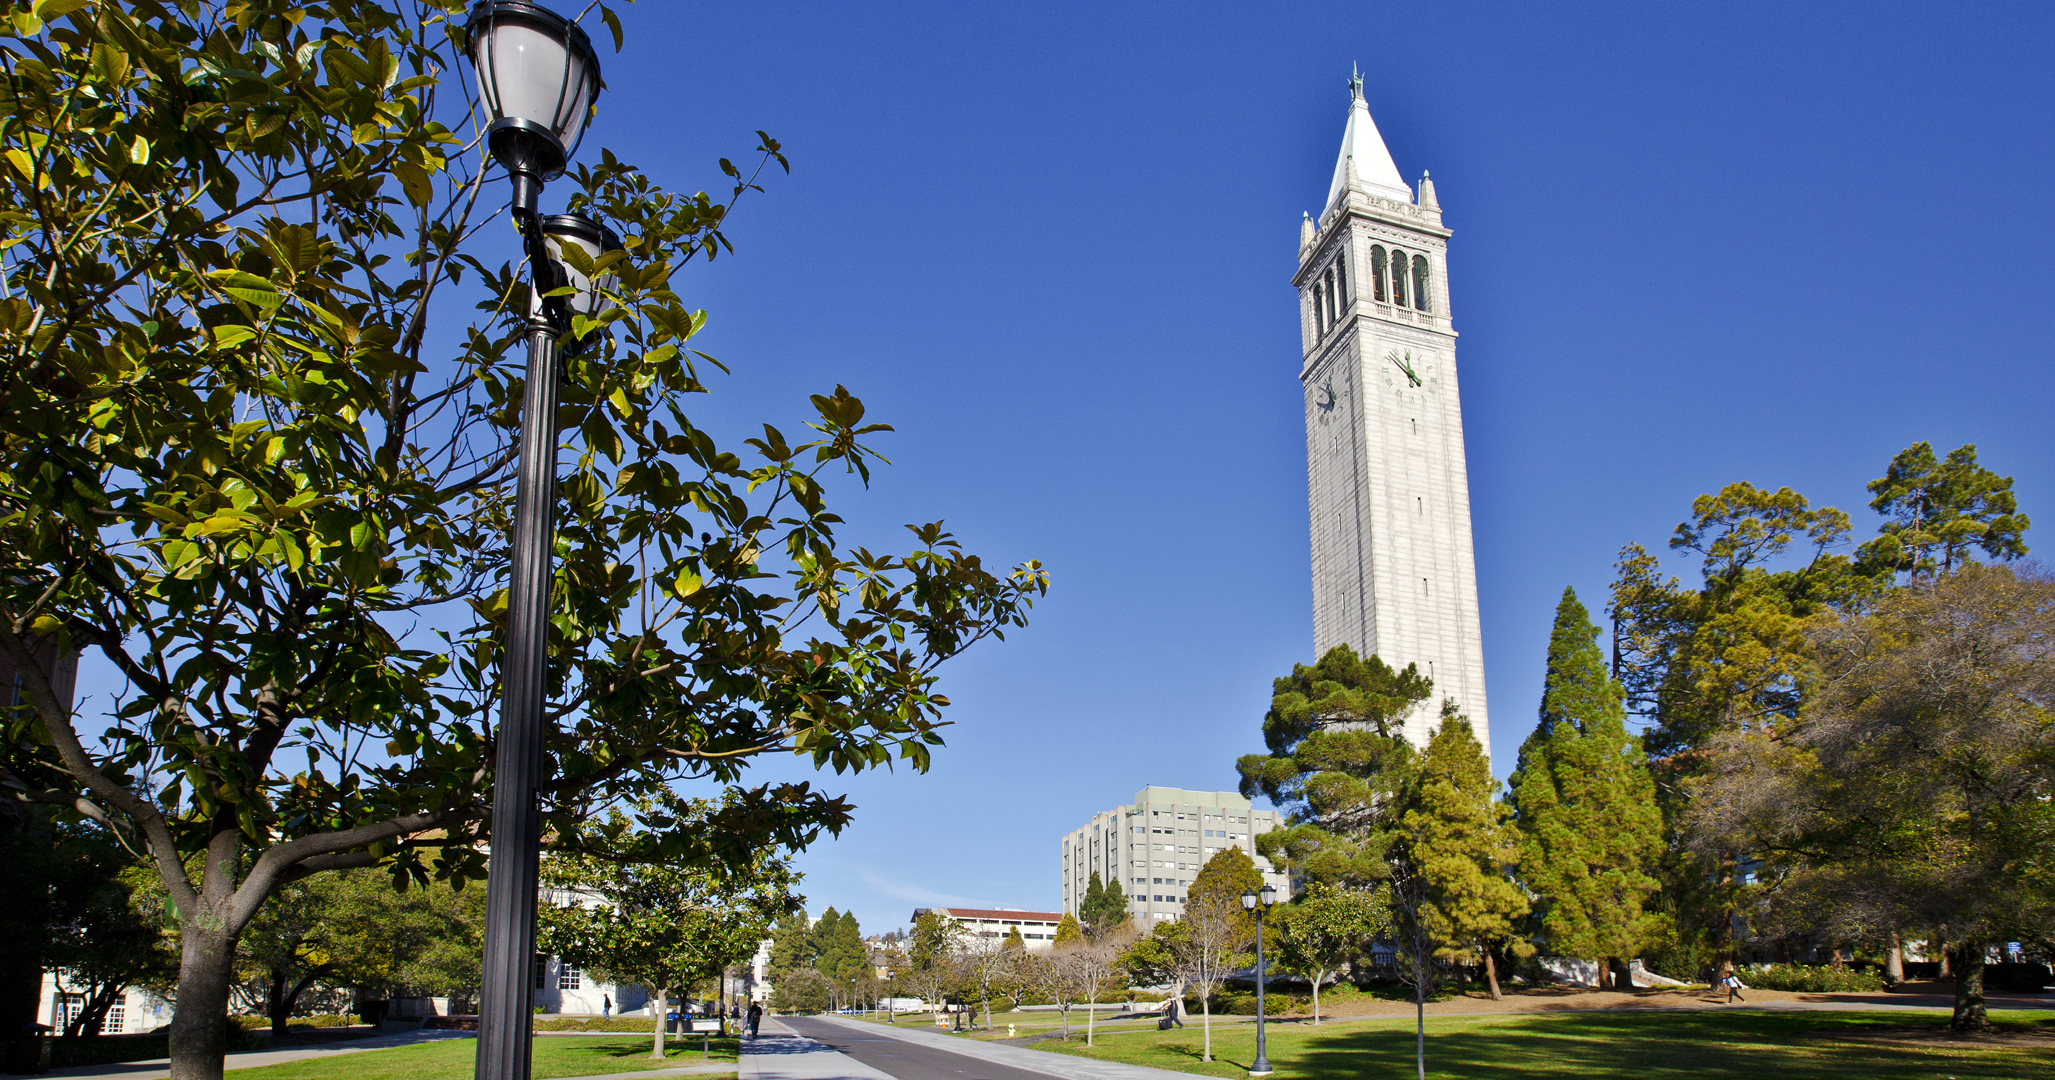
[779, 1017, 1064, 1080]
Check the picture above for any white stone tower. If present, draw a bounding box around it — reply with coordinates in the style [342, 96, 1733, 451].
[1296, 72, 1489, 752]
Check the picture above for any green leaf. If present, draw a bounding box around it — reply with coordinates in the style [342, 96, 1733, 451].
[211, 325, 258, 349]
[129, 134, 149, 164]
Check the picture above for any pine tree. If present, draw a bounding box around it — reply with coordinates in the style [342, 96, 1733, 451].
[1401, 704, 1531, 1000]
[1053, 913, 1086, 947]
[1510, 588, 1664, 989]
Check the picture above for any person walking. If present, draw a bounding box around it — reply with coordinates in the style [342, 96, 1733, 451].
[602, 994, 611, 1020]
[1168, 996, 1184, 1029]
[746, 1001, 763, 1039]
[1723, 971, 1747, 1003]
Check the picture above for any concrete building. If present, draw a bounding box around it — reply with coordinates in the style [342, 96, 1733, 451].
[1060, 787, 1288, 925]
[1297, 70, 1490, 754]
[911, 908, 1065, 952]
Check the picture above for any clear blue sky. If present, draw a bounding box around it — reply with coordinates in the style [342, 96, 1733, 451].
[576, 0, 2055, 936]
[66, 2, 2054, 941]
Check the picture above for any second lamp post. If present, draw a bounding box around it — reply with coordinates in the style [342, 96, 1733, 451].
[1241, 884, 1279, 1077]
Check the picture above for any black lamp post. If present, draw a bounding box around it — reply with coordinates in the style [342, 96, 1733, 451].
[463, 4, 603, 1079]
[1242, 884, 1278, 1077]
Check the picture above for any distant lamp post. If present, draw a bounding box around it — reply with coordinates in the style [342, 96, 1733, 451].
[463, 4, 605, 1080]
[1242, 884, 1279, 1077]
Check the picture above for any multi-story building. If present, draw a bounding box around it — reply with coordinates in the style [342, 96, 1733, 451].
[911, 907, 1065, 952]
[1060, 786, 1288, 925]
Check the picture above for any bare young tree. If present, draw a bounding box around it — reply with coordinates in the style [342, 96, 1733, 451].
[1072, 925, 1137, 1048]
[1155, 892, 1253, 1062]
[955, 932, 1017, 1030]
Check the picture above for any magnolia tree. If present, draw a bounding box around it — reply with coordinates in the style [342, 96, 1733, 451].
[0, 4, 1043, 1079]
[539, 799, 796, 1058]
[1270, 885, 1389, 1024]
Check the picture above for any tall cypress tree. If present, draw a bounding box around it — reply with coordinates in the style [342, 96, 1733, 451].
[1402, 705, 1530, 1000]
[1510, 587, 1664, 989]
[1080, 871, 1130, 938]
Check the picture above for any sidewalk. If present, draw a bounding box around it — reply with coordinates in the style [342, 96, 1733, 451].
[740, 1019, 897, 1080]
[809, 1015, 1202, 1080]
[42, 1029, 473, 1080]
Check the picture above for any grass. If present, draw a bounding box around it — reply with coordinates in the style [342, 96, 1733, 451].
[1033, 1009, 2055, 1079]
[224, 1035, 739, 1080]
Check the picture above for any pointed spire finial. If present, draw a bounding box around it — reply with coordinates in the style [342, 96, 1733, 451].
[1349, 63, 1364, 102]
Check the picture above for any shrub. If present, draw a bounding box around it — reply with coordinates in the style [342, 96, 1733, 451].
[1744, 964, 1885, 993]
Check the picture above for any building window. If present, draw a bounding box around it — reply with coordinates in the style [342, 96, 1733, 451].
[559, 964, 582, 990]
[1371, 245, 1388, 302]
[1335, 252, 1348, 303]
[105, 1003, 124, 1034]
[1390, 248, 1408, 307]
[1412, 255, 1431, 312]
[54, 993, 85, 1029]
[535, 956, 548, 990]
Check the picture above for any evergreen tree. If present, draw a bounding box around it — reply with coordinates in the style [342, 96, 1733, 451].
[1401, 706, 1531, 1000]
[1857, 442, 2030, 578]
[1510, 588, 1664, 988]
[1002, 926, 1026, 951]
[1237, 645, 1430, 888]
[1053, 913, 1086, 947]
[766, 908, 816, 982]
[1080, 872, 1130, 938]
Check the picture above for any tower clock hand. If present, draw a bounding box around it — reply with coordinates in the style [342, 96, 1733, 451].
[1386, 350, 1423, 387]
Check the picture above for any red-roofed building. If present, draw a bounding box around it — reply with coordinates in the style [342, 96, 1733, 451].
[910, 908, 1065, 952]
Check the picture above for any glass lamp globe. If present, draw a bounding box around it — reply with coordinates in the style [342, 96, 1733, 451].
[466, 0, 602, 211]
[540, 213, 622, 345]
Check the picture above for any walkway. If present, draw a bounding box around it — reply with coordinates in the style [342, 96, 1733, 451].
[765, 1016, 1195, 1080]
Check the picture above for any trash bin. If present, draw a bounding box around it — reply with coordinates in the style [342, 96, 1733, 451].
[665, 1013, 681, 1034]
[5, 1023, 52, 1076]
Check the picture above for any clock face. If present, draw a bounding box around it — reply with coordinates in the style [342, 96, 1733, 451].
[1317, 380, 1338, 410]
[1386, 349, 1424, 388]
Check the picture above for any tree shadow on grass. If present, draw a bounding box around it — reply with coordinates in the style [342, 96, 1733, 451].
[1285, 1012, 2055, 1080]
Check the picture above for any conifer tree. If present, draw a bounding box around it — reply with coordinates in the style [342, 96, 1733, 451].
[1401, 706, 1530, 1000]
[1510, 588, 1664, 989]
[1080, 871, 1130, 938]
[1053, 913, 1086, 947]
[766, 908, 816, 982]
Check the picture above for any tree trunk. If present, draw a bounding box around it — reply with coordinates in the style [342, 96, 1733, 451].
[651, 986, 666, 1060]
[269, 967, 291, 1038]
[1610, 958, 1635, 991]
[1951, 943, 1988, 1033]
[168, 924, 238, 1080]
[1199, 993, 1211, 1062]
[1085, 994, 1095, 1048]
[1884, 932, 1903, 984]
[1937, 935, 1953, 980]
[1311, 969, 1324, 1024]
[1483, 949, 1502, 1002]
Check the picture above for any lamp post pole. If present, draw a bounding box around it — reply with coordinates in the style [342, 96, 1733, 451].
[462, 4, 602, 1079]
[1244, 885, 1277, 1077]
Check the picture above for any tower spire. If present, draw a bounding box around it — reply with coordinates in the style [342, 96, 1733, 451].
[1325, 70, 1411, 211]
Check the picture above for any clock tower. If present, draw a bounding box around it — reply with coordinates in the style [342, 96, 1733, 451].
[1297, 73, 1490, 753]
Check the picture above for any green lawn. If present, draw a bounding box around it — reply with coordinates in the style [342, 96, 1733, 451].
[226, 1035, 739, 1080]
[1034, 1009, 2055, 1079]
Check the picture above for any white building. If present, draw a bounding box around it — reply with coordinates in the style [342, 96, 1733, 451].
[912, 907, 1065, 952]
[36, 975, 170, 1035]
[1298, 70, 1491, 754]
[1061, 787, 1288, 925]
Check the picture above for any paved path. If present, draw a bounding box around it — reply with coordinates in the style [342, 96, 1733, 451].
[778, 1016, 1196, 1080]
[42, 1029, 473, 1080]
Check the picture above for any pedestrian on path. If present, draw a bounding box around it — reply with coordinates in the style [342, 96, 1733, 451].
[602, 994, 612, 1019]
[1168, 997, 1184, 1028]
[747, 1001, 763, 1038]
[1723, 972, 1747, 1003]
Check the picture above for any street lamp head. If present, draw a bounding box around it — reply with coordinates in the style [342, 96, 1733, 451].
[1259, 883, 1278, 907]
[539, 212, 622, 344]
[1241, 890, 1257, 911]
[466, 0, 603, 215]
